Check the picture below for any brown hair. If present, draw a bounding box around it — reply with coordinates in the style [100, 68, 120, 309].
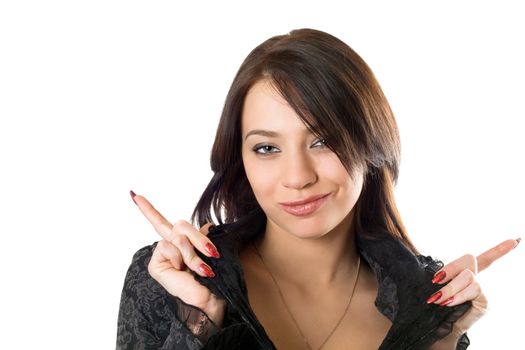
[191, 28, 418, 253]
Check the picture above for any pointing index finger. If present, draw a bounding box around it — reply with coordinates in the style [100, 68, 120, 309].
[132, 193, 173, 239]
[476, 238, 520, 272]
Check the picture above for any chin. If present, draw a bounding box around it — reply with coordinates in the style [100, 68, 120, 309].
[269, 214, 338, 240]
[288, 228, 325, 239]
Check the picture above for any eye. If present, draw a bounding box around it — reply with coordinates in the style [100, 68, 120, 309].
[312, 138, 327, 148]
[252, 144, 281, 155]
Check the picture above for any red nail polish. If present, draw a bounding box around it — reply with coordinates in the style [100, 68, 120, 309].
[130, 190, 137, 205]
[199, 263, 215, 278]
[432, 271, 446, 284]
[426, 291, 442, 304]
[205, 243, 220, 258]
[440, 297, 454, 307]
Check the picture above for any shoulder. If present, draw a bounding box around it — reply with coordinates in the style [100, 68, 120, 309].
[129, 243, 155, 267]
[121, 243, 157, 294]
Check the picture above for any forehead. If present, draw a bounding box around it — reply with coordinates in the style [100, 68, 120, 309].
[241, 79, 310, 136]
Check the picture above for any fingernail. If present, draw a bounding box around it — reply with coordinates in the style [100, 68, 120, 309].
[205, 242, 221, 258]
[432, 270, 446, 284]
[426, 291, 443, 304]
[199, 263, 215, 278]
[130, 190, 137, 205]
[440, 297, 454, 307]
[514, 238, 521, 249]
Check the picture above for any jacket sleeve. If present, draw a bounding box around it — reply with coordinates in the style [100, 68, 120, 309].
[116, 243, 220, 350]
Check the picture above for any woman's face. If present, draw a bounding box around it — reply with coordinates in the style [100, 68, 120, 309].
[241, 79, 364, 239]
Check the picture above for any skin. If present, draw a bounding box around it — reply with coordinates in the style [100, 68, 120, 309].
[129, 79, 520, 348]
[237, 79, 391, 348]
[240, 79, 364, 289]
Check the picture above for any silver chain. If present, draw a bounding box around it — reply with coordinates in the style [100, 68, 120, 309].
[252, 243, 361, 350]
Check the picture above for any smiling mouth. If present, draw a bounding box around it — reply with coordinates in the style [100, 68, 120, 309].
[279, 193, 331, 216]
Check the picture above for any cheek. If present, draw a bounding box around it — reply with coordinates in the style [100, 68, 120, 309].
[242, 154, 278, 203]
[340, 170, 364, 204]
[319, 158, 364, 201]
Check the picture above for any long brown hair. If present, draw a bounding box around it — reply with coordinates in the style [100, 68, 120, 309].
[191, 28, 418, 254]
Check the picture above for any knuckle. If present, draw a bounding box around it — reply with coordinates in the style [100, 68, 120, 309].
[463, 268, 476, 282]
[157, 239, 169, 249]
[442, 285, 453, 297]
[172, 219, 189, 231]
[462, 253, 478, 271]
[473, 282, 482, 294]
[462, 253, 476, 264]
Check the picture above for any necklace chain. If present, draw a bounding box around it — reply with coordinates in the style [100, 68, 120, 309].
[252, 243, 361, 350]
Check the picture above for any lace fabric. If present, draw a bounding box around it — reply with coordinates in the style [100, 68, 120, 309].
[416, 255, 470, 348]
[171, 295, 220, 344]
[378, 254, 471, 349]
[116, 244, 211, 349]
[356, 231, 472, 350]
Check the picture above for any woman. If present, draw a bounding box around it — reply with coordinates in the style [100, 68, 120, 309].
[116, 28, 519, 349]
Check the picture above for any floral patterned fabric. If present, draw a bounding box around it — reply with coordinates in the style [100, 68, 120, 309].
[116, 222, 471, 349]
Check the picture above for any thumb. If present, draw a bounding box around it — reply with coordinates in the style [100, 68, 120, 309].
[199, 222, 215, 236]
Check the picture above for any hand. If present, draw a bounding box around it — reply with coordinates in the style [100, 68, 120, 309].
[130, 190, 226, 327]
[427, 238, 521, 337]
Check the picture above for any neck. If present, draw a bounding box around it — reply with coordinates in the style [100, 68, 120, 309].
[254, 211, 359, 289]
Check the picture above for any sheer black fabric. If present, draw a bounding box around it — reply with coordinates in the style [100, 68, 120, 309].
[117, 223, 471, 349]
[173, 295, 221, 344]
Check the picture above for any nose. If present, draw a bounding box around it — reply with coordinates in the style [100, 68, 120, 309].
[281, 151, 318, 190]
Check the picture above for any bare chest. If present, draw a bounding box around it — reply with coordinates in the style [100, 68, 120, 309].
[239, 250, 392, 350]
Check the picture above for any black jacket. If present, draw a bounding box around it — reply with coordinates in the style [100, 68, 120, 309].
[117, 222, 471, 349]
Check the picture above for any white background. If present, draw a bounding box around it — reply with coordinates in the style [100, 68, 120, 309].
[0, 1, 523, 349]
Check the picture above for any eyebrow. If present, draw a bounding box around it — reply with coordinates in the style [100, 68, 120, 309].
[244, 129, 281, 141]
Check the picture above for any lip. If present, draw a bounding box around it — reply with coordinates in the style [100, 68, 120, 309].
[279, 193, 331, 206]
[279, 193, 331, 216]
